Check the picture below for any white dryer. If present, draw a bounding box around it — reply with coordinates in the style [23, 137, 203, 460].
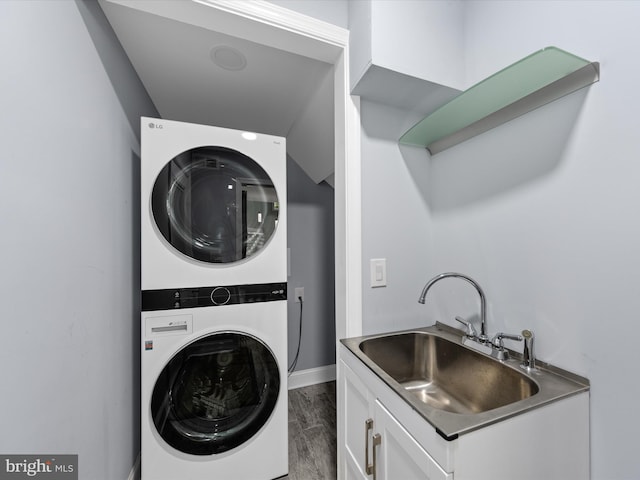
[141, 117, 287, 290]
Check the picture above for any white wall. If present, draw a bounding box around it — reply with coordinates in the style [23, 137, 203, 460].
[458, 3, 640, 479]
[0, 1, 156, 478]
[370, 0, 464, 89]
[348, 0, 373, 90]
[360, 1, 640, 479]
[360, 100, 438, 335]
[350, 0, 465, 91]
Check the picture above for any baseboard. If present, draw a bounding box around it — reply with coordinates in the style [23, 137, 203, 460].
[287, 364, 336, 390]
[127, 453, 140, 480]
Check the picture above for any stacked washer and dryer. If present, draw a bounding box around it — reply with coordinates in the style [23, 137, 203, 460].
[140, 117, 288, 480]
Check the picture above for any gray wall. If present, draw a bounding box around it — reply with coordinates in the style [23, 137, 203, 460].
[358, 2, 640, 479]
[0, 1, 157, 478]
[287, 157, 336, 371]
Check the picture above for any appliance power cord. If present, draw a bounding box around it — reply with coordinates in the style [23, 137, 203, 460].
[287, 296, 303, 375]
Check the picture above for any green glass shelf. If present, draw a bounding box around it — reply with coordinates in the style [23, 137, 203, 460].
[399, 47, 600, 154]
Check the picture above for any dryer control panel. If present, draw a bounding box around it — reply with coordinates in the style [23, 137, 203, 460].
[142, 282, 287, 311]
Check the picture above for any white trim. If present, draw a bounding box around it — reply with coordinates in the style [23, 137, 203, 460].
[344, 94, 363, 339]
[288, 364, 336, 390]
[194, 0, 348, 49]
[126, 453, 140, 480]
[334, 56, 363, 341]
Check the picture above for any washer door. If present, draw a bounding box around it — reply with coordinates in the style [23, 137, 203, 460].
[152, 146, 280, 264]
[151, 332, 280, 455]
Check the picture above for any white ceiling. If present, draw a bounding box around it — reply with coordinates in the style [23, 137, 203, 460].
[99, 0, 335, 185]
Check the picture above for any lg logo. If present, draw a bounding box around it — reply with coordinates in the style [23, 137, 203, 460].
[148, 122, 163, 129]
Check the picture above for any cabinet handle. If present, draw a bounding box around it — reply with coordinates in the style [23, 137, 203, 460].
[365, 418, 374, 475]
[372, 433, 382, 480]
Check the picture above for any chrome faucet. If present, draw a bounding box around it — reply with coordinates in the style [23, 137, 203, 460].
[418, 272, 488, 341]
[419, 272, 539, 364]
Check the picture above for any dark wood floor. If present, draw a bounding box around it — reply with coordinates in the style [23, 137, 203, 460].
[283, 381, 337, 480]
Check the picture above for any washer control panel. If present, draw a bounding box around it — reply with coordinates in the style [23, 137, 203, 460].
[142, 282, 287, 311]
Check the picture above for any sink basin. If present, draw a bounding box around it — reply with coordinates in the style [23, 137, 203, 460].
[359, 332, 539, 414]
[341, 323, 589, 439]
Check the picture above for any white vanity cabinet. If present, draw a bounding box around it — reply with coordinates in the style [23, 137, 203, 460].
[374, 400, 452, 480]
[338, 343, 590, 480]
[341, 357, 451, 480]
[342, 356, 373, 480]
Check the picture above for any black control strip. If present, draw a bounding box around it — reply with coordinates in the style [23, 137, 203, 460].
[142, 282, 287, 311]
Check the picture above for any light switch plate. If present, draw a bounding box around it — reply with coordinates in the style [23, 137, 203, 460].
[370, 258, 387, 288]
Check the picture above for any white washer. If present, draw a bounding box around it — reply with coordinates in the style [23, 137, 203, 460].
[141, 301, 288, 480]
[141, 117, 287, 290]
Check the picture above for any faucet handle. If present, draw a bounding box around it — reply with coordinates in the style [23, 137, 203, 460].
[491, 332, 523, 348]
[490, 332, 523, 361]
[455, 316, 478, 338]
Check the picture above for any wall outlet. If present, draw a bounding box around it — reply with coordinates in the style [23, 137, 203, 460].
[294, 287, 304, 303]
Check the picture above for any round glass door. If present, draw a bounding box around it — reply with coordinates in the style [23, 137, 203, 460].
[152, 146, 280, 264]
[151, 332, 280, 455]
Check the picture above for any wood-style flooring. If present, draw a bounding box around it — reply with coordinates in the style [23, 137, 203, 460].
[283, 381, 337, 480]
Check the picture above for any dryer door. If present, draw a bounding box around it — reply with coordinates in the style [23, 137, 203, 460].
[151, 146, 280, 264]
[151, 332, 280, 455]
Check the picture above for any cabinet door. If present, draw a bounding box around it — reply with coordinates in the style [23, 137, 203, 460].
[342, 361, 375, 480]
[375, 400, 452, 480]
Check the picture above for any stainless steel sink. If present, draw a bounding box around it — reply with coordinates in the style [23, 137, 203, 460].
[359, 332, 539, 414]
[341, 323, 589, 439]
